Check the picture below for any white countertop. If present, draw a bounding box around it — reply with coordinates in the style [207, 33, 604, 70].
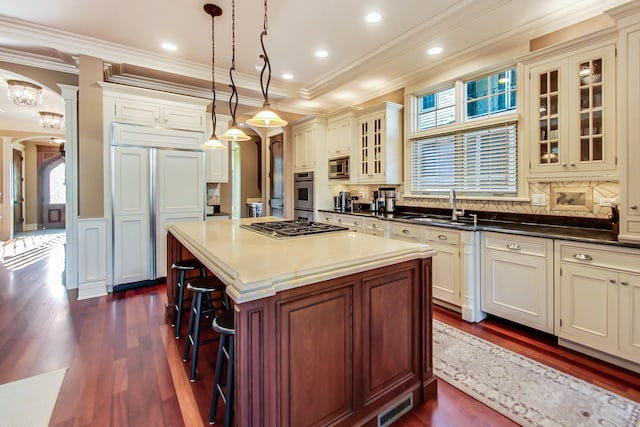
[167, 217, 436, 303]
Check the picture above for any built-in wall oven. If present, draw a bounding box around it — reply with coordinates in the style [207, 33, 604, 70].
[294, 172, 314, 220]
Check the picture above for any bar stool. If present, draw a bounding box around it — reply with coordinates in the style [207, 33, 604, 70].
[183, 276, 229, 382]
[171, 259, 207, 340]
[209, 310, 235, 427]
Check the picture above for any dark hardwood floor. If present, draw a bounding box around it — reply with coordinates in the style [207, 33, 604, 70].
[0, 238, 638, 426]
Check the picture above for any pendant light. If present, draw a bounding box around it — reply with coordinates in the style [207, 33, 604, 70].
[202, 4, 225, 149]
[220, 0, 250, 142]
[246, 0, 288, 128]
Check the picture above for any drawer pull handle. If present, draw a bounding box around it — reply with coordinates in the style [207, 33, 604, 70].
[631, 205, 638, 210]
[609, 279, 617, 284]
[402, 229, 411, 234]
[573, 253, 593, 261]
[438, 235, 448, 240]
[338, 219, 343, 223]
[373, 224, 378, 228]
[621, 281, 629, 286]
[354, 221, 359, 226]
[506, 244, 521, 250]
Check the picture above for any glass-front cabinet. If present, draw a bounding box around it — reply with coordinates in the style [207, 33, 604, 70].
[525, 42, 616, 179]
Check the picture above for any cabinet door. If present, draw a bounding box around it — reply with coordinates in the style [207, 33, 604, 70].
[619, 272, 640, 358]
[482, 235, 553, 332]
[294, 127, 314, 170]
[557, 263, 618, 352]
[358, 114, 385, 181]
[113, 147, 150, 285]
[162, 107, 204, 131]
[114, 99, 161, 126]
[327, 118, 352, 157]
[156, 150, 203, 277]
[430, 241, 460, 306]
[205, 141, 229, 182]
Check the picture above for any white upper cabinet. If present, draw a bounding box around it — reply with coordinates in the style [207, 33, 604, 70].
[293, 118, 326, 172]
[356, 102, 403, 184]
[523, 38, 617, 180]
[205, 140, 229, 183]
[102, 82, 207, 132]
[327, 110, 356, 159]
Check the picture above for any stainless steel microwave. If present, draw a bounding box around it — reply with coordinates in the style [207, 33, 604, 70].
[328, 157, 349, 179]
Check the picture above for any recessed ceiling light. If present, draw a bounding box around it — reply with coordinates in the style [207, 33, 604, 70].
[366, 12, 381, 23]
[315, 50, 328, 58]
[427, 47, 443, 55]
[162, 43, 177, 51]
[282, 73, 293, 80]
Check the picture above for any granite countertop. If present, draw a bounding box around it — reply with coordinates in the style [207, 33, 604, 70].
[319, 208, 638, 249]
[167, 217, 436, 303]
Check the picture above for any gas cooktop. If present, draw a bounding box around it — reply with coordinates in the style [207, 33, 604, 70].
[241, 219, 349, 238]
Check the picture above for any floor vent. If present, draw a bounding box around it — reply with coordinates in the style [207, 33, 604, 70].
[377, 394, 413, 427]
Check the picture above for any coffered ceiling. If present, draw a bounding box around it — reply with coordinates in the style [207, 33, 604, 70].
[0, 0, 632, 119]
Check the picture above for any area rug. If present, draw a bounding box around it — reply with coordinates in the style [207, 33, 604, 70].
[0, 368, 67, 426]
[432, 320, 640, 427]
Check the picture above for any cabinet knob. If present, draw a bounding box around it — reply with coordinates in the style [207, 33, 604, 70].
[573, 253, 593, 261]
[506, 243, 521, 250]
[438, 235, 448, 240]
[621, 280, 629, 286]
[631, 205, 638, 210]
[570, 162, 575, 167]
[354, 221, 359, 226]
[402, 229, 410, 234]
[561, 162, 567, 167]
[373, 224, 378, 228]
[609, 279, 617, 284]
[338, 219, 343, 223]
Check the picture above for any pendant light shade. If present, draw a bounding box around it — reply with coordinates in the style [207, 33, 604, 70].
[202, 4, 226, 149]
[220, 0, 251, 142]
[246, 0, 288, 128]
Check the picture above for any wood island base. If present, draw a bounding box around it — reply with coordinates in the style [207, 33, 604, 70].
[166, 231, 437, 426]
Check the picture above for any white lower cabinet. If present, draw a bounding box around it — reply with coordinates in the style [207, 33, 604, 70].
[556, 241, 640, 365]
[425, 228, 460, 307]
[481, 232, 554, 333]
[362, 218, 388, 237]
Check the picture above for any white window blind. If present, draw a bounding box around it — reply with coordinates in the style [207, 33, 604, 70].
[410, 123, 517, 194]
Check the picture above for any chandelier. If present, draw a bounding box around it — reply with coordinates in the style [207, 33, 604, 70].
[219, 0, 250, 142]
[246, 0, 288, 128]
[202, 4, 225, 149]
[39, 112, 64, 129]
[6, 80, 43, 107]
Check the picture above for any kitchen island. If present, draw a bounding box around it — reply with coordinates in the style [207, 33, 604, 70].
[166, 217, 437, 426]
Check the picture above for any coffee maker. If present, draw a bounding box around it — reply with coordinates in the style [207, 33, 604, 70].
[379, 187, 396, 213]
[338, 191, 351, 212]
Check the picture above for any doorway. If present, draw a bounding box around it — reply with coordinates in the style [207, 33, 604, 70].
[269, 134, 284, 218]
[38, 146, 66, 230]
[12, 149, 24, 233]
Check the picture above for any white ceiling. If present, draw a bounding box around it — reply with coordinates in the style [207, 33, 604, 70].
[0, 0, 633, 125]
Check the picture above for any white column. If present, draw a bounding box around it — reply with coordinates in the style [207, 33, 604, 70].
[59, 84, 79, 290]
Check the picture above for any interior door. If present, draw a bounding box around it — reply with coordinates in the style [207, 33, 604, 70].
[113, 146, 150, 285]
[12, 149, 24, 232]
[270, 134, 284, 217]
[155, 149, 204, 277]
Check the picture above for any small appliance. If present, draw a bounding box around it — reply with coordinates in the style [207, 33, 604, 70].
[328, 157, 350, 180]
[338, 191, 351, 212]
[379, 187, 396, 213]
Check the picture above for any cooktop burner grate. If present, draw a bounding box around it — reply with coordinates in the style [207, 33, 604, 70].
[241, 219, 349, 238]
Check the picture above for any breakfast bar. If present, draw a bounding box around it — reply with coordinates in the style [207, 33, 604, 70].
[166, 217, 437, 426]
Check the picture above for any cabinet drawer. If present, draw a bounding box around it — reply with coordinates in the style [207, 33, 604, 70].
[483, 233, 548, 257]
[334, 214, 363, 229]
[319, 212, 337, 223]
[391, 224, 425, 241]
[425, 228, 459, 245]
[559, 243, 640, 273]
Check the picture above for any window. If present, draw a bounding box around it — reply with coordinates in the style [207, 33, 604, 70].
[49, 163, 66, 204]
[410, 123, 517, 194]
[418, 87, 455, 130]
[466, 68, 516, 119]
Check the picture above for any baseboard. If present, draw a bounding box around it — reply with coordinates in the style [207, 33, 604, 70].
[558, 338, 640, 374]
[77, 281, 108, 300]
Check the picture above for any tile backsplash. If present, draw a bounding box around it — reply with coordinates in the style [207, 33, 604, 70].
[340, 181, 619, 219]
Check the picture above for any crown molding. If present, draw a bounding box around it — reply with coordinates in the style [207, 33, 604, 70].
[0, 47, 78, 74]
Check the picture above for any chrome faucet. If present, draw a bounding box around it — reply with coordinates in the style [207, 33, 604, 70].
[449, 189, 464, 221]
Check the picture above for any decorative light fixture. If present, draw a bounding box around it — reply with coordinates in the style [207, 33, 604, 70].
[220, 0, 251, 142]
[39, 111, 64, 129]
[201, 4, 225, 149]
[6, 80, 43, 107]
[246, 0, 288, 128]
